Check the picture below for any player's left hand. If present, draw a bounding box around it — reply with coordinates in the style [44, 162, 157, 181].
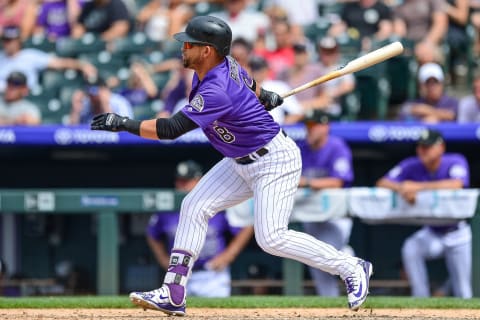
[259, 88, 283, 111]
[90, 113, 130, 131]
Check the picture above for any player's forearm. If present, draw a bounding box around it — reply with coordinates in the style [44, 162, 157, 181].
[416, 179, 464, 190]
[376, 178, 401, 193]
[307, 177, 344, 190]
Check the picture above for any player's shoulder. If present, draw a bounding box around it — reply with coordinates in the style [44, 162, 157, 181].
[400, 156, 423, 168]
[443, 153, 468, 163]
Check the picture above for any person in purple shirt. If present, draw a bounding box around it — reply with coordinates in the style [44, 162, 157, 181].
[91, 15, 372, 315]
[35, 0, 85, 39]
[376, 129, 472, 298]
[147, 160, 253, 297]
[296, 110, 355, 297]
[398, 63, 458, 123]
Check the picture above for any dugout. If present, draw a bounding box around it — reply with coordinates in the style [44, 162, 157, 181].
[0, 123, 479, 296]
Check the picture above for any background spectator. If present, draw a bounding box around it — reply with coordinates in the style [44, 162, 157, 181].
[328, 0, 393, 51]
[278, 42, 324, 112]
[71, 0, 131, 42]
[457, 71, 480, 122]
[230, 37, 254, 69]
[147, 160, 254, 297]
[263, 0, 319, 43]
[314, 37, 355, 117]
[248, 55, 303, 125]
[444, 0, 470, 85]
[135, 0, 194, 42]
[392, 0, 448, 65]
[376, 129, 472, 298]
[0, 0, 37, 40]
[254, 19, 295, 79]
[0, 71, 41, 125]
[398, 62, 458, 123]
[107, 61, 159, 107]
[68, 75, 133, 124]
[34, 0, 84, 40]
[0, 25, 97, 93]
[210, 0, 269, 44]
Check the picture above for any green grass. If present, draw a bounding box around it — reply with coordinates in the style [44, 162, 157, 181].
[0, 296, 479, 309]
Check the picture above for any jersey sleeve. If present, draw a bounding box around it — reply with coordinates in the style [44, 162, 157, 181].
[146, 213, 165, 240]
[448, 155, 470, 187]
[181, 86, 232, 128]
[384, 158, 415, 182]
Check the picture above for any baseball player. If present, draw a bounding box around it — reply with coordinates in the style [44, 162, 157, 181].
[297, 110, 355, 297]
[376, 129, 472, 298]
[147, 160, 254, 297]
[91, 15, 372, 316]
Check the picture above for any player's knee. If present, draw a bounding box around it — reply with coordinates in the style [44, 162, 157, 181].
[255, 230, 287, 256]
[401, 238, 419, 260]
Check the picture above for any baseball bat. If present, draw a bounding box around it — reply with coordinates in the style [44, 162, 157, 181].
[281, 41, 404, 99]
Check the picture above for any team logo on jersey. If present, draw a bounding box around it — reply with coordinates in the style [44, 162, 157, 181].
[190, 94, 204, 112]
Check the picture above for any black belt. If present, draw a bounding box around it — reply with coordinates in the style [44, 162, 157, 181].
[428, 223, 460, 234]
[235, 130, 287, 165]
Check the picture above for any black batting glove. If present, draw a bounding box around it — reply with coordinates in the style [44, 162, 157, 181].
[259, 88, 283, 111]
[91, 113, 141, 135]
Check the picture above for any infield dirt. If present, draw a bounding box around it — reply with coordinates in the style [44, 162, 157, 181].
[1, 308, 480, 320]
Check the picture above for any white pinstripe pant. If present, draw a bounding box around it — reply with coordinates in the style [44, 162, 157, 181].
[173, 131, 358, 279]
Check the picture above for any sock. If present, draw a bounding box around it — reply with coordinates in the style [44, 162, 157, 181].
[163, 249, 194, 306]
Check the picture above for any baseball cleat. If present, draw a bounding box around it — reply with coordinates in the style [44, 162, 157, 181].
[129, 285, 186, 316]
[345, 259, 373, 311]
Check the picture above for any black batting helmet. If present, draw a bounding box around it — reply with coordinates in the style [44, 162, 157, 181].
[174, 16, 232, 56]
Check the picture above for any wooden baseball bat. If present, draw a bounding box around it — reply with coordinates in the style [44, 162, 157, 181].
[281, 41, 404, 99]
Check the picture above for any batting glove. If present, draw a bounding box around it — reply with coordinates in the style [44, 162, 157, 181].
[90, 113, 141, 135]
[259, 88, 284, 111]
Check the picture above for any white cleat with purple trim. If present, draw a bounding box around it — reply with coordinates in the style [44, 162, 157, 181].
[129, 285, 186, 316]
[345, 259, 373, 311]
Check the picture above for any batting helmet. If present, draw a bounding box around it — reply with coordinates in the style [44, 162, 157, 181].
[173, 16, 232, 56]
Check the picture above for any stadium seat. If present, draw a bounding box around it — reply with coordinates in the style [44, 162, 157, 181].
[59, 84, 83, 113]
[40, 69, 84, 96]
[27, 93, 68, 124]
[152, 71, 171, 91]
[303, 20, 330, 44]
[336, 35, 362, 61]
[340, 91, 361, 121]
[194, 2, 223, 15]
[56, 34, 106, 57]
[78, 51, 126, 81]
[353, 62, 391, 120]
[133, 101, 159, 120]
[109, 32, 158, 59]
[23, 35, 56, 52]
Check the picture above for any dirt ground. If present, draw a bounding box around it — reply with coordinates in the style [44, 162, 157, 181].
[1, 308, 480, 320]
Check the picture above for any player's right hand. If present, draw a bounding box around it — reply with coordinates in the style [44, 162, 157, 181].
[90, 113, 129, 131]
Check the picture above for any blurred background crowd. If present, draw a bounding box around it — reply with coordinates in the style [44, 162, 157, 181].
[1, 0, 480, 126]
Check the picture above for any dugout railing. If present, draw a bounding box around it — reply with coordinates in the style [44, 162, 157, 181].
[0, 188, 479, 296]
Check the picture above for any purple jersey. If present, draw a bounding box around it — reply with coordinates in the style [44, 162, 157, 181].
[147, 211, 242, 270]
[181, 57, 280, 158]
[400, 95, 459, 122]
[298, 136, 354, 186]
[384, 153, 469, 186]
[37, 1, 71, 38]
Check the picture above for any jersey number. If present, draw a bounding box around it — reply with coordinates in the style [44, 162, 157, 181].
[214, 126, 235, 143]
